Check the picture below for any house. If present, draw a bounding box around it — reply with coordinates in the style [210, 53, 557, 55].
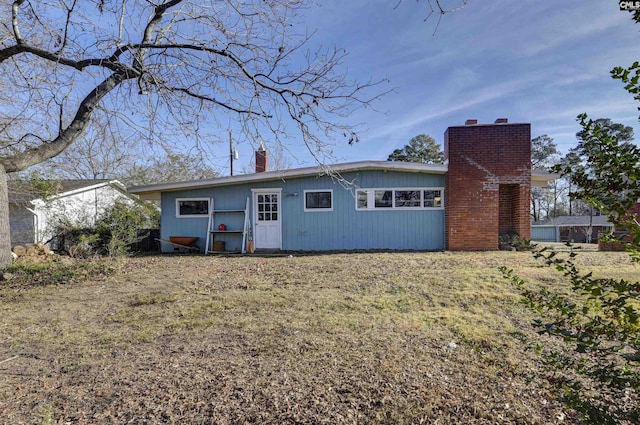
[129, 119, 555, 253]
[531, 215, 614, 243]
[9, 179, 139, 248]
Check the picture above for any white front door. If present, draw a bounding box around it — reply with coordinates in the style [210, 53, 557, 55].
[252, 190, 282, 249]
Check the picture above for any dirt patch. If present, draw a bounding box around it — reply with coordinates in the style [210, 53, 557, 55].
[2, 251, 627, 424]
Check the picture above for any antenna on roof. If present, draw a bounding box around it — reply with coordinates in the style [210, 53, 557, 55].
[229, 131, 236, 176]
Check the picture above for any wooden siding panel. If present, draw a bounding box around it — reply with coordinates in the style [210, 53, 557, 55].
[531, 226, 559, 242]
[161, 186, 249, 252]
[159, 170, 446, 252]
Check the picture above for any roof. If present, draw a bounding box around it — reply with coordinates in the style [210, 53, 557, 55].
[533, 215, 614, 227]
[129, 161, 448, 201]
[129, 160, 557, 201]
[8, 179, 125, 204]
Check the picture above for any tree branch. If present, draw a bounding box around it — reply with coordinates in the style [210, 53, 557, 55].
[1, 71, 129, 172]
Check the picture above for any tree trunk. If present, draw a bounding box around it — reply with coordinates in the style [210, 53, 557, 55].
[568, 181, 573, 216]
[553, 182, 557, 219]
[0, 165, 13, 268]
[531, 196, 538, 222]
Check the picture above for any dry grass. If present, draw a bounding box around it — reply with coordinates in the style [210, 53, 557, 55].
[0, 250, 636, 424]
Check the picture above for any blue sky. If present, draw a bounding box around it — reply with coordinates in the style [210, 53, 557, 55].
[228, 0, 639, 172]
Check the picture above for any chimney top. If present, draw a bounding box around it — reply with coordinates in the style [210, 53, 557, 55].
[255, 146, 268, 173]
[465, 119, 478, 125]
[495, 118, 508, 123]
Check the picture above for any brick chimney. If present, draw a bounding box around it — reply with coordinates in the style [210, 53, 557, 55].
[255, 142, 268, 173]
[444, 119, 531, 250]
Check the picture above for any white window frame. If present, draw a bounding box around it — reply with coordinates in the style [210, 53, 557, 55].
[304, 189, 333, 212]
[422, 188, 444, 208]
[355, 187, 444, 211]
[176, 197, 210, 218]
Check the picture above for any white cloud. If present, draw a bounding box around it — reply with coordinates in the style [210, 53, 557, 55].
[264, 0, 640, 166]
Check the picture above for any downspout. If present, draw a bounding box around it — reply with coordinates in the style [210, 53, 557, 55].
[94, 187, 99, 225]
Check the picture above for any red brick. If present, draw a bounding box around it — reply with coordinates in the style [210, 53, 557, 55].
[445, 121, 531, 250]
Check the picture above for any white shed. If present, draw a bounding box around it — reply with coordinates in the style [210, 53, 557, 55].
[8, 179, 139, 247]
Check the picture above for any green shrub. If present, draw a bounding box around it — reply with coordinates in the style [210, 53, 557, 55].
[501, 243, 640, 424]
[55, 200, 158, 257]
[500, 113, 640, 424]
[94, 200, 159, 256]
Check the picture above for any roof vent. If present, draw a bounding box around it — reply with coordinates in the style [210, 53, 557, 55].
[495, 118, 508, 123]
[465, 119, 478, 125]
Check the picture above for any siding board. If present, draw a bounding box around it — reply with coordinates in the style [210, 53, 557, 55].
[531, 226, 560, 242]
[160, 170, 446, 252]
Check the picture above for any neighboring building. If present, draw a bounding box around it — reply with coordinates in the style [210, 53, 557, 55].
[8, 179, 138, 247]
[531, 215, 614, 243]
[130, 119, 555, 253]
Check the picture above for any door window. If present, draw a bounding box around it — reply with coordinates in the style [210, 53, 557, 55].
[257, 193, 278, 221]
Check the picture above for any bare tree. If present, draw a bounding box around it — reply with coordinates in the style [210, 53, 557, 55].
[0, 0, 386, 266]
[530, 134, 559, 221]
[125, 152, 219, 186]
[40, 111, 138, 180]
[398, 0, 468, 33]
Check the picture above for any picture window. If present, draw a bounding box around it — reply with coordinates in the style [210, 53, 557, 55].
[304, 190, 333, 211]
[176, 198, 210, 218]
[356, 188, 444, 210]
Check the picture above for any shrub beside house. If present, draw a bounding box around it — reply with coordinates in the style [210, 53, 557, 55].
[8, 179, 154, 253]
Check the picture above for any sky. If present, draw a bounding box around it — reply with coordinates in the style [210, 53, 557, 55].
[224, 0, 640, 173]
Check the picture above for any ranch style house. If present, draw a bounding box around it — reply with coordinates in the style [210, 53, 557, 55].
[129, 119, 555, 253]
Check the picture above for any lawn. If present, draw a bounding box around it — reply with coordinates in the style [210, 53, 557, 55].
[0, 249, 636, 424]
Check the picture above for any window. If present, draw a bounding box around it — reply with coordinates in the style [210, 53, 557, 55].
[423, 189, 442, 208]
[395, 190, 421, 208]
[356, 188, 444, 210]
[357, 190, 368, 209]
[257, 193, 278, 221]
[304, 190, 333, 211]
[374, 190, 392, 208]
[176, 198, 209, 218]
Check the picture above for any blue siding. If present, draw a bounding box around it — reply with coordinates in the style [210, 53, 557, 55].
[161, 187, 250, 253]
[531, 226, 560, 242]
[160, 170, 446, 252]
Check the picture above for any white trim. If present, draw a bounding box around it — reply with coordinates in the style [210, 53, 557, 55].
[175, 197, 210, 218]
[250, 188, 283, 194]
[30, 180, 127, 203]
[355, 187, 445, 211]
[303, 189, 333, 212]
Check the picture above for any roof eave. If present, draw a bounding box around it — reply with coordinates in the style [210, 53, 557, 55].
[128, 161, 449, 196]
[129, 162, 559, 198]
[531, 170, 559, 187]
[29, 180, 123, 203]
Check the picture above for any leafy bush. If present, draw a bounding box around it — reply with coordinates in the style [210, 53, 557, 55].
[94, 200, 159, 256]
[54, 200, 159, 257]
[500, 244, 640, 424]
[499, 232, 532, 251]
[502, 13, 640, 421]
